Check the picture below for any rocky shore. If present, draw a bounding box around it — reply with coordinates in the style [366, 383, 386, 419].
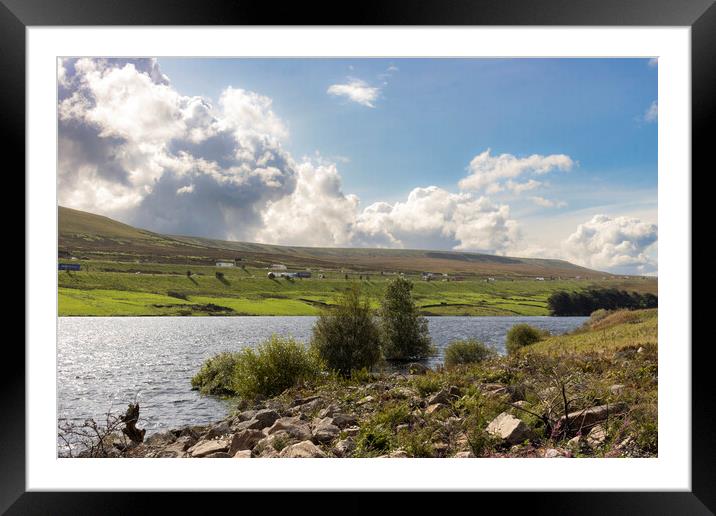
[113, 365, 640, 459]
[68, 310, 656, 459]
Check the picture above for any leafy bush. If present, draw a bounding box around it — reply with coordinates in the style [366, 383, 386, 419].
[379, 277, 434, 361]
[191, 336, 320, 399]
[191, 352, 241, 396]
[444, 339, 495, 368]
[311, 284, 381, 376]
[233, 335, 321, 399]
[505, 324, 548, 355]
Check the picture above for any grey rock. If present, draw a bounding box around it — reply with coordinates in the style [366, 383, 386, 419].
[267, 417, 313, 441]
[331, 413, 358, 428]
[312, 417, 341, 444]
[279, 440, 327, 458]
[485, 412, 534, 445]
[343, 426, 360, 437]
[229, 429, 266, 454]
[202, 421, 232, 440]
[318, 404, 341, 418]
[555, 403, 627, 437]
[243, 410, 280, 431]
[454, 451, 475, 458]
[586, 425, 607, 447]
[233, 450, 252, 458]
[333, 438, 355, 457]
[188, 439, 229, 458]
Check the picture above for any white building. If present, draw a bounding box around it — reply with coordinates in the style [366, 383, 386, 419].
[216, 260, 235, 267]
[270, 264, 288, 271]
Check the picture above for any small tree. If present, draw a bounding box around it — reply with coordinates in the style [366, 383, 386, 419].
[378, 276, 433, 361]
[311, 284, 381, 376]
[505, 323, 547, 355]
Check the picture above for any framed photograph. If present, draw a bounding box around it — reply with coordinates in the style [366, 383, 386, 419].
[8, 0, 709, 511]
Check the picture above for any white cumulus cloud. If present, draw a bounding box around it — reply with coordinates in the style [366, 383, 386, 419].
[327, 78, 380, 108]
[459, 148, 574, 193]
[562, 214, 657, 274]
[644, 100, 658, 123]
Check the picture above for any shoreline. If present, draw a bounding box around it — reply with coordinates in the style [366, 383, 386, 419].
[60, 310, 657, 459]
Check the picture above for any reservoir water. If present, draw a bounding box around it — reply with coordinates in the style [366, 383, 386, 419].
[57, 315, 587, 434]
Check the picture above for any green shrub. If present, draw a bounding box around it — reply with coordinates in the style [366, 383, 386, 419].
[311, 284, 381, 376]
[191, 352, 241, 396]
[191, 336, 320, 399]
[444, 339, 495, 368]
[233, 335, 321, 399]
[505, 324, 548, 355]
[379, 277, 434, 361]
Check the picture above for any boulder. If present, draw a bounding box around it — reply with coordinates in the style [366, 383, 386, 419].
[229, 429, 266, 454]
[279, 440, 327, 458]
[586, 425, 607, 448]
[233, 450, 252, 458]
[267, 417, 313, 441]
[188, 439, 230, 458]
[333, 438, 355, 458]
[257, 430, 292, 452]
[202, 421, 232, 440]
[312, 418, 341, 444]
[245, 409, 280, 430]
[454, 451, 475, 458]
[331, 413, 358, 428]
[318, 404, 340, 418]
[234, 409, 258, 423]
[555, 403, 627, 437]
[156, 442, 186, 458]
[343, 426, 360, 437]
[486, 412, 533, 445]
[259, 447, 281, 458]
[175, 434, 197, 451]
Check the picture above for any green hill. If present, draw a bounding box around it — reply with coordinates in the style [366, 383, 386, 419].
[58, 206, 606, 278]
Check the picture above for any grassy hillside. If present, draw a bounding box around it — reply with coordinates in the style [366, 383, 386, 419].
[59, 206, 606, 277]
[57, 206, 657, 316]
[528, 309, 657, 354]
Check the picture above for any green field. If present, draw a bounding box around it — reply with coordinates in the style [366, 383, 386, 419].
[58, 260, 657, 316]
[57, 206, 657, 316]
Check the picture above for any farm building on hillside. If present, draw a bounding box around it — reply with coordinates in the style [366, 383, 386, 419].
[294, 271, 312, 278]
[270, 264, 288, 271]
[215, 260, 235, 267]
[58, 263, 81, 271]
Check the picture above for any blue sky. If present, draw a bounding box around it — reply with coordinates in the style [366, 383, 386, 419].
[159, 58, 657, 206]
[58, 57, 658, 274]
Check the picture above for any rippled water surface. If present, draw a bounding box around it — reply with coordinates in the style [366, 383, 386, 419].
[58, 316, 587, 434]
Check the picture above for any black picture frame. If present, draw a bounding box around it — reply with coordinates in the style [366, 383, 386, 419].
[5, 0, 709, 512]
